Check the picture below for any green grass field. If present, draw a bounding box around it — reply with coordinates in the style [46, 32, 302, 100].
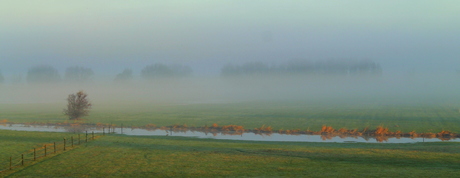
[2, 133, 460, 177]
[0, 130, 76, 173]
[2, 101, 460, 133]
[2, 101, 460, 177]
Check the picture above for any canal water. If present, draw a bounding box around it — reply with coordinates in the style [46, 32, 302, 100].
[1, 124, 458, 143]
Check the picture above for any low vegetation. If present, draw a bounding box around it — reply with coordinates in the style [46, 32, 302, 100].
[2, 100, 460, 177]
[0, 130, 76, 174]
[2, 133, 460, 177]
[2, 101, 460, 133]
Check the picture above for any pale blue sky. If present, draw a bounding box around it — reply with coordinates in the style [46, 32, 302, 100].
[1, 1, 459, 78]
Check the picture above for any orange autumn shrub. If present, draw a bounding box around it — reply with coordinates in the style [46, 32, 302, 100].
[437, 130, 453, 137]
[337, 128, 348, 133]
[320, 125, 334, 133]
[374, 126, 389, 135]
[408, 131, 418, 137]
[221, 125, 244, 132]
[145, 124, 157, 128]
[254, 125, 273, 133]
[421, 132, 436, 138]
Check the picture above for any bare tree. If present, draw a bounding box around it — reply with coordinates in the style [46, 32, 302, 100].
[64, 91, 92, 120]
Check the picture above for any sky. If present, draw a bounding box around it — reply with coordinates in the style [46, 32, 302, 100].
[1, 1, 459, 78]
[1, 1, 460, 105]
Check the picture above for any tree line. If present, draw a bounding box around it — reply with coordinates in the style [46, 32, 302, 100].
[0, 63, 193, 84]
[221, 60, 382, 77]
[0, 60, 383, 84]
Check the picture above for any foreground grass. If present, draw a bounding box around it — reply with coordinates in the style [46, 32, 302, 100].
[2, 101, 460, 133]
[0, 130, 76, 173]
[5, 133, 460, 177]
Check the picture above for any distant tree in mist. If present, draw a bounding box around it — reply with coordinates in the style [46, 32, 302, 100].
[221, 62, 269, 77]
[142, 63, 173, 79]
[221, 60, 382, 77]
[114, 69, 133, 82]
[347, 61, 382, 75]
[26, 65, 61, 84]
[64, 66, 94, 83]
[141, 63, 192, 80]
[0, 70, 4, 84]
[63, 90, 92, 120]
[169, 64, 193, 77]
[11, 74, 23, 84]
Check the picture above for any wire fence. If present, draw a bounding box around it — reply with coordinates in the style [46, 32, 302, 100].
[0, 130, 110, 173]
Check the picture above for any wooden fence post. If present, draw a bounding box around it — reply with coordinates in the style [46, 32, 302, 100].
[21, 154, 24, 166]
[44, 145, 47, 157]
[54, 142, 56, 154]
[78, 134, 81, 145]
[34, 148, 36, 161]
[86, 131, 88, 142]
[64, 138, 66, 151]
[71, 136, 74, 147]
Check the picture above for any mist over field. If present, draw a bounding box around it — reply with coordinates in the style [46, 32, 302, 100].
[1, 1, 459, 106]
[3, 2, 460, 177]
[1, 66, 459, 107]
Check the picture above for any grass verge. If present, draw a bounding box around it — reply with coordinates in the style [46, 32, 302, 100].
[2, 101, 460, 133]
[4, 133, 460, 177]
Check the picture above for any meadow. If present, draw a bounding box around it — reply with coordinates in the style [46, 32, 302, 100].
[0, 130, 76, 173]
[2, 101, 460, 177]
[2, 132, 460, 177]
[1, 100, 460, 133]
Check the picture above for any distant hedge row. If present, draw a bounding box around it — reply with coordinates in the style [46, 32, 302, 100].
[221, 60, 381, 77]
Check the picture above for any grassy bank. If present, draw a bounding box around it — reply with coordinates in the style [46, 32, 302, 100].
[0, 130, 76, 173]
[4, 133, 460, 177]
[2, 101, 460, 133]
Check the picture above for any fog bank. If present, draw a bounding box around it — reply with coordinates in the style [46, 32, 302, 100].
[1, 72, 459, 107]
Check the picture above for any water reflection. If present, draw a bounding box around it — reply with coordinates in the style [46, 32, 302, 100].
[1, 124, 459, 143]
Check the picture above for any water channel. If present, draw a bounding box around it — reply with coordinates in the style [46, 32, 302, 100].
[1, 124, 459, 143]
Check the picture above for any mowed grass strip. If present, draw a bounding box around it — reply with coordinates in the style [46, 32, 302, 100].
[2, 101, 460, 133]
[0, 130, 77, 174]
[7, 134, 460, 177]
